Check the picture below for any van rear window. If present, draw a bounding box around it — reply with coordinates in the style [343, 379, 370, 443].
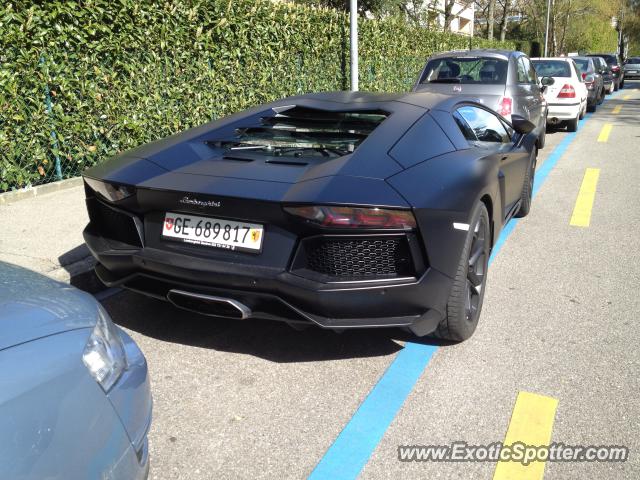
[419, 57, 508, 85]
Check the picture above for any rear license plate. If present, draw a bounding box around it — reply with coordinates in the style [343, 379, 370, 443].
[162, 212, 263, 253]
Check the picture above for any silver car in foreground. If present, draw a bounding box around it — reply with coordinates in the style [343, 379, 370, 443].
[0, 262, 152, 479]
[413, 49, 551, 149]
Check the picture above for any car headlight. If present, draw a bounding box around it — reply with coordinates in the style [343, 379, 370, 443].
[82, 306, 127, 392]
[84, 177, 135, 202]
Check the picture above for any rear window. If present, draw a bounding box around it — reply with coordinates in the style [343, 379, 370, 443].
[591, 54, 617, 65]
[573, 58, 591, 72]
[532, 60, 572, 77]
[628, 57, 640, 64]
[419, 57, 508, 85]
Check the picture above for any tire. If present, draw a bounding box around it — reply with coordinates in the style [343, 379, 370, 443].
[515, 147, 537, 218]
[597, 88, 604, 105]
[566, 114, 579, 132]
[434, 203, 490, 342]
[537, 126, 546, 149]
[614, 80, 619, 91]
[620, 80, 625, 89]
[587, 101, 596, 113]
[579, 103, 585, 119]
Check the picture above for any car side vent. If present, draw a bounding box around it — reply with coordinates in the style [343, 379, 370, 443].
[292, 235, 415, 279]
[222, 156, 254, 162]
[87, 198, 142, 247]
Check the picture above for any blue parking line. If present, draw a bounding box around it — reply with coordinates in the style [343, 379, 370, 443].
[308, 94, 618, 480]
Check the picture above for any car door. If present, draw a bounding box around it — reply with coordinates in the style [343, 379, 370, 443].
[591, 59, 604, 93]
[513, 56, 544, 132]
[523, 56, 545, 130]
[571, 60, 588, 107]
[454, 105, 529, 216]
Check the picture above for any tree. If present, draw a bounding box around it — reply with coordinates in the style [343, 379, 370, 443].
[487, 0, 496, 39]
[498, 0, 512, 41]
[442, 0, 456, 30]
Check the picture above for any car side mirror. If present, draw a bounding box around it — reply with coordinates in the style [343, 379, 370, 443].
[584, 74, 595, 83]
[540, 76, 555, 86]
[511, 115, 536, 135]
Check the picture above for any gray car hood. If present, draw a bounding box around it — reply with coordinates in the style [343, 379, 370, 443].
[0, 262, 97, 351]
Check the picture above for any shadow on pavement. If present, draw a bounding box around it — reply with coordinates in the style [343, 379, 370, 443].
[101, 289, 449, 363]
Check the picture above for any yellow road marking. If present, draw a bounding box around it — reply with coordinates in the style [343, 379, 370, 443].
[612, 105, 622, 114]
[623, 94, 631, 100]
[493, 391, 559, 480]
[597, 123, 612, 142]
[570, 168, 600, 227]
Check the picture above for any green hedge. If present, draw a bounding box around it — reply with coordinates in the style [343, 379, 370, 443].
[0, 0, 513, 191]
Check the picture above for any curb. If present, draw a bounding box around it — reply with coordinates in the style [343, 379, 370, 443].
[0, 177, 84, 205]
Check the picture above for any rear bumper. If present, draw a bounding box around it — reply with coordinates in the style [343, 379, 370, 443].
[624, 71, 640, 79]
[85, 226, 453, 334]
[546, 103, 581, 122]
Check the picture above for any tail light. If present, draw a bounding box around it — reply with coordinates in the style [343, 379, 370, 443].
[284, 205, 416, 230]
[581, 72, 587, 80]
[557, 84, 576, 98]
[497, 97, 512, 117]
[611, 65, 620, 72]
[84, 177, 135, 202]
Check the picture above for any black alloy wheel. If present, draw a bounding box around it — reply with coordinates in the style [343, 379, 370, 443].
[435, 203, 491, 342]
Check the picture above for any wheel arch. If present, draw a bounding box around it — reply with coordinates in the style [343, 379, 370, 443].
[480, 193, 495, 247]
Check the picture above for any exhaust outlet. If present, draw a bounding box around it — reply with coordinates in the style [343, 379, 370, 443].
[167, 289, 251, 319]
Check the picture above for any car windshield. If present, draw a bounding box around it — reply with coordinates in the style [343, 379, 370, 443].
[573, 58, 591, 72]
[532, 60, 571, 77]
[420, 57, 508, 85]
[207, 107, 388, 160]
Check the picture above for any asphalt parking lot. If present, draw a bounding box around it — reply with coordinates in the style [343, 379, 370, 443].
[98, 82, 640, 480]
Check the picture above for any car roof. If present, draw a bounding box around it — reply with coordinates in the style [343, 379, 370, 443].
[426, 49, 520, 61]
[531, 57, 575, 62]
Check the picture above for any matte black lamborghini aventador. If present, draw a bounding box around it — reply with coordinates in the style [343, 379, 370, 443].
[82, 91, 538, 341]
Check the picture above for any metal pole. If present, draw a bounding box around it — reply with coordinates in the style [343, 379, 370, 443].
[544, 0, 551, 56]
[350, 0, 359, 92]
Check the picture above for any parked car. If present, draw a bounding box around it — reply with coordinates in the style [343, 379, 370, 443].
[531, 57, 588, 131]
[0, 261, 152, 480]
[572, 56, 605, 112]
[588, 56, 615, 94]
[623, 56, 640, 79]
[413, 49, 550, 149]
[587, 53, 624, 90]
[81, 92, 540, 341]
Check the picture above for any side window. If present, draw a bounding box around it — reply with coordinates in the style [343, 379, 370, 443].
[522, 57, 537, 84]
[516, 58, 529, 83]
[453, 111, 477, 141]
[456, 106, 511, 144]
[572, 61, 582, 81]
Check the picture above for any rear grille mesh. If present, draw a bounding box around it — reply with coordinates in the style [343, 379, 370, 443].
[88, 199, 142, 247]
[303, 237, 413, 278]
